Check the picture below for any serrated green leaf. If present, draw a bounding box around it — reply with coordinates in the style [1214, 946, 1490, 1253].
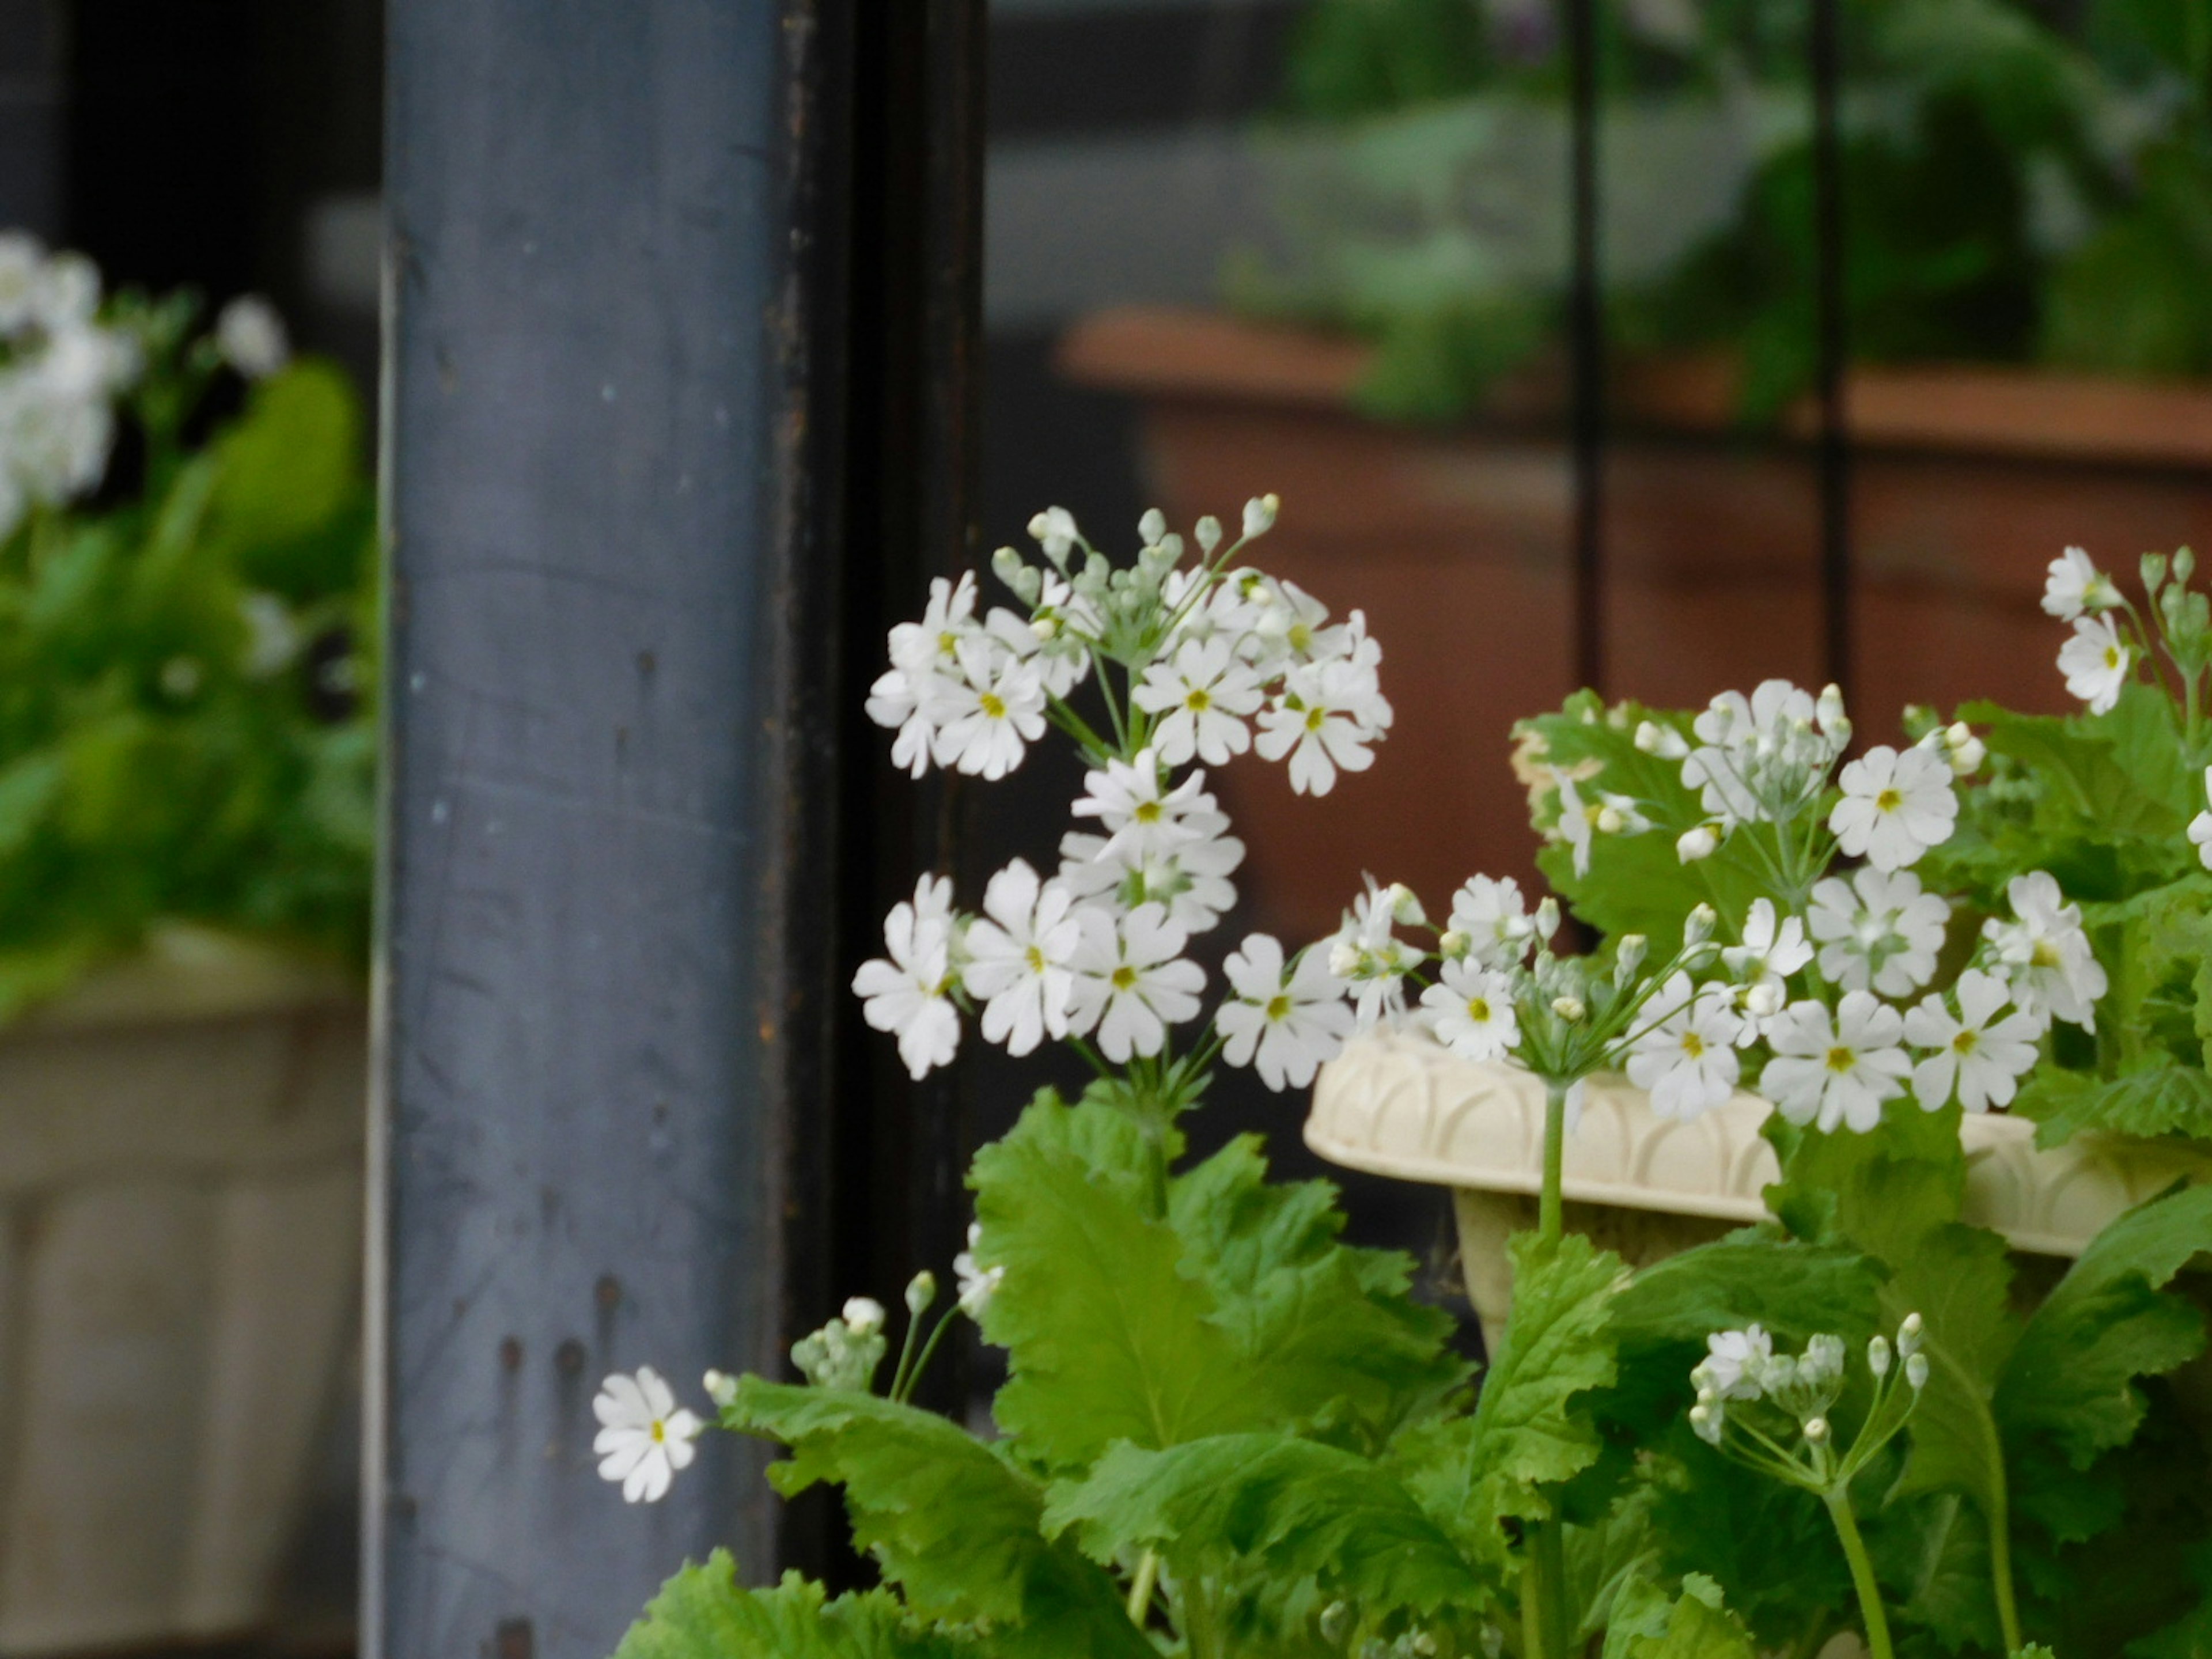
[612, 1555, 972, 1659]
[1168, 1134, 1468, 1448]
[1599, 1573, 1756, 1659]
[2017, 1062, 2212, 1146]
[1043, 1432, 1486, 1616]
[1964, 686, 2195, 844]
[972, 1098, 1269, 1471]
[1999, 1183, 2212, 1469]
[1644, 1434, 1848, 1652]
[1405, 1232, 1622, 1563]
[729, 1381, 1146, 1657]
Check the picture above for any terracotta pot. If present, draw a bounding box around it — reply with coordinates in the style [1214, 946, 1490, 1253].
[0, 926, 364, 1655]
[1059, 307, 2212, 942]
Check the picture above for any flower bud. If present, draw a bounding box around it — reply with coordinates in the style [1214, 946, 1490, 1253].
[1438, 929, 1471, 961]
[1696, 1384, 1717, 1407]
[1535, 897, 1562, 942]
[1684, 903, 1717, 947]
[1138, 507, 1166, 547]
[1596, 805, 1626, 835]
[1616, 934, 1648, 977]
[1387, 882, 1426, 926]
[2143, 551, 2170, 593]
[1804, 1415, 1830, 1444]
[1676, 825, 1718, 863]
[1906, 1352, 1930, 1392]
[1329, 940, 1362, 979]
[1194, 514, 1222, 554]
[843, 1296, 887, 1336]
[1899, 1312, 1923, 1356]
[2177, 545, 2197, 585]
[1944, 722, 1985, 776]
[905, 1270, 938, 1317]
[1242, 494, 1279, 538]
[1031, 613, 1060, 642]
[1744, 982, 1783, 1018]
[1319, 1603, 1354, 1645]
[1816, 682, 1849, 736]
[1868, 1334, 1891, 1378]
[1634, 721, 1662, 753]
[703, 1369, 738, 1408]
[1551, 995, 1586, 1023]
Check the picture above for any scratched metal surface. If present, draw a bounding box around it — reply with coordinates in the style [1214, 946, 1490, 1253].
[373, 6, 786, 1655]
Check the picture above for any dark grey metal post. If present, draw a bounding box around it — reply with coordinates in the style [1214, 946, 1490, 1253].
[0, 0, 61, 235]
[373, 7, 833, 1657]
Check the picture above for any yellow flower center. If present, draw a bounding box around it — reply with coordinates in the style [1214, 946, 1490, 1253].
[1876, 787, 1903, 812]
[1825, 1045, 1856, 1074]
[650, 1421, 666, 1443]
[1025, 945, 1045, 972]
[2104, 645, 2123, 670]
[1681, 1032, 1705, 1059]
[979, 691, 1006, 719]
[1288, 622, 1312, 653]
[1467, 997, 1491, 1022]
[1112, 965, 1139, 991]
[1265, 993, 1292, 1021]
[938, 630, 959, 657]
[1135, 800, 1162, 822]
[2031, 939, 2060, 968]
[1305, 706, 1326, 732]
[1952, 1029, 1979, 1055]
[1186, 687, 1211, 712]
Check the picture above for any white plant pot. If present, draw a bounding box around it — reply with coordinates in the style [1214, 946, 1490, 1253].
[0, 926, 365, 1656]
[1308, 1030, 2212, 1357]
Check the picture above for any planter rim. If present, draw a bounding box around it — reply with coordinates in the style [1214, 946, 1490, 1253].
[1308, 1028, 2212, 1259]
[9, 922, 357, 1036]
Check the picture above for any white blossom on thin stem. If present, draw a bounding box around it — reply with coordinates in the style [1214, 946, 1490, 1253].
[1680, 680, 1829, 827]
[1216, 934, 1355, 1090]
[593, 1367, 702, 1504]
[1830, 744, 1957, 872]
[1066, 902, 1205, 1062]
[1330, 879, 1425, 1026]
[2058, 613, 2132, 715]
[1555, 774, 1649, 877]
[1983, 870, 2106, 1030]
[2042, 546, 2120, 620]
[1722, 898, 1812, 1009]
[869, 573, 979, 776]
[954, 1224, 1003, 1317]
[1698, 1324, 1772, 1401]
[1070, 749, 1213, 863]
[1255, 655, 1391, 796]
[961, 859, 1080, 1056]
[1903, 968, 2043, 1113]
[1626, 973, 1744, 1120]
[1763, 991, 1912, 1134]
[1806, 868, 1948, 998]
[1059, 769, 1244, 937]
[1448, 874, 1536, 969]
[934, 640, 1046, 779]
[1420, 957, 1520, 1063]
[2192, 766, 2212, 872]
[851, 887, 960, 1081]
[1132, 635, 1263, 766]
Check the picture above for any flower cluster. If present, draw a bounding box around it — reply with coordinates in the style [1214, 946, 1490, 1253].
[0, 236, 140, 536]
[1687, 1316, 1926, 1498]
[854, 500, 1393, 1093]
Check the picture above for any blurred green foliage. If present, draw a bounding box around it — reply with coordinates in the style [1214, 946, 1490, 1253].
[0, 293, 377, 1017]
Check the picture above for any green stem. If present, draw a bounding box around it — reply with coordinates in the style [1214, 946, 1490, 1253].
[893, 1307, 958, 1406]
[1180, 1573, 1222, 1659]
[1138, 1112, 1169, 1221]
[1125, 1548, 1158, 1627]
[887, 1302, 924, 1402]
[1539, 1081, 1569, 1249]
[1825, 1488, 1895, 1659]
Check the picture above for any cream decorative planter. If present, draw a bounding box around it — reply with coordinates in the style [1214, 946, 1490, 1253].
[0, 926, 366, 1656]
[1307, 1029, 2212, 1355]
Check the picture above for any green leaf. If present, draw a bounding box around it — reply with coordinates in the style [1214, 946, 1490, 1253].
[1963, 684, 2195, 844]
[1043, 1432, 1486, 1616]
[729, 1381, 1146, 1657]
[1404, 1232, 1623, 1564]
[1999, 1183, 2212, 1470]
[1643, 1437, 1848, 1653]
[2017, 1062, 2212, 1146]
[205, 362, 363, 558]
[972, 1097, 1269, 1471]
[1168, 1133, 1468, 1448]
[612, 1555, 972, 1659]
[1599, 1574, 1756, 1659]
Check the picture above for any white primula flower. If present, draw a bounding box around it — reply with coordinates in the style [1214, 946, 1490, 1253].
[1722, 898, 1812, 1008]
[1058, 806, 1245, 937]
[1983, 870, 2105, 1029]
[934, 639, 1046, 779]
[2058, 614, 2132, 715]
[1555, 774, 1650, 877]
[1216, 933, 1355, 1090]
[1255, 655, 1389, 796]
[1241, 575, 1347, 670]
[953, 1224, 1003, 1317]
[216, 294, 289, 379]
[1680, 680, 1824, 825]
[1132, 635, 1264, 766]
[961, 859, 1080, 1056]
[851, 894, 960, 1080]
[1071, 749, 1213, 863]
[1762, 991, 1912, 1133]
[1331, 878, 1425, 1026]
[1420, 957, 1520, 1063]
[1830, 744, 1957, 872]
[1903, 968, 2043, 1113]
[593, 1366, 702, 1504]
[1448, 874, 1536, 969]
[1626, 974, 1744, 1120]
[2192, 767, 2212, 871]
[2041, 546, 2120, 620]
[1806, 868, 1949, 998]
[869, 573, 982, 775]
[1697, 1324, 1772, 1401]
[1066, 902, 1205, 1061]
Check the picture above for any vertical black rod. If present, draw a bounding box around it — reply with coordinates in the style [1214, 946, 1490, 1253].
[1811, 0, 1853, 696]
[0, 0, 63, 239]
[371, 7, 851, 1654]
[1566, 0, 1605, 695]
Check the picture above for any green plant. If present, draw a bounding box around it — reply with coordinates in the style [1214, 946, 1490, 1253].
[0, 238, 376, 1012]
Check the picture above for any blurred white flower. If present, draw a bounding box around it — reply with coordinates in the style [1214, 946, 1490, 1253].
[1216, 933, 1354, 1090]
[1903, 968, 2041, 1113]
[1071, 748, 1211, 863]
[961, 858, 1080, 1056]
[1626, 974, 1743, 1120]
[217, 294, 289, 379]
[1722, 898, 1812, 1007]
[1807, 868, 1948, 998]
[1447, 874, 1535, 969]
[2192, 766, 2212, 871]
[593, 1367, 701, 1504]
[239, 591, 301, 677]
[1555, 774, 1648, 877]
[934, 639, 1044, 779]
[1984, 870, 2105, 1029]
[1420, 957, 1519, 1063]
[1830, 744, 1956, 872]
[851, 892, 960, 1080]
[1696, 1324, 1772, 1401]
[1763, 991, 1912, 1133]
[954, 1222, 1003, 1316]
[2041, 546, 2119, 620]
[1255, 655, 1389, 796]
[1132, 635, 1263, 766]
[2058, 614, 2131, 714]
[1066, 901, 1204, 1062]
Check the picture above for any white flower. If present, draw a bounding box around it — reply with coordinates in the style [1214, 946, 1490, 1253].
[1903, 968, 2042, 1113]
[238, 591, 301, 677]
[1830, 744, 1956, 872]
[1697, 1324, 1772, 1401]
[1680, 680, 1829, 826]
[1626, 974, 1744, 1120]
[1555, 775, 1650, 877]
[851, 892, 960, 1080]
[953, 1222, 1003, 1316]
[1676, 824, 1719, 862]
[1448, 874, 1535, 969]
[32, 253, 97, 329]
[842, 1297, 887, 1336]
[2059, 614, 2132, 715]
[1071, 749, 1213, 863]
[1066, 901, 1205, 1061]
[1762, 991, 1912, 1133]
[1216, 933, 1355, 1089]
[962, 859, 1081, 1056]
[1806, 868, 1949, 998]
[1330, 879, 1425, 1025]
[2193, 767, 2212, 871]
[1722, 899, 1812, 1006]
[1420, 958, 1520, 1063]
[869, 573, 981, 775]
[216, 294, 289, 379]
[1918, 719, 1985, 778]
[2042, 546, 2120, 620]
[1984, 870, 2105, 1029]
[593, 1367, 702, 1504]
[934, 639, 1046, 779]
[1028, 505, 1080, 561]
[1255, 655, 1390, 796]
[1132, 636, 1264, 766]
